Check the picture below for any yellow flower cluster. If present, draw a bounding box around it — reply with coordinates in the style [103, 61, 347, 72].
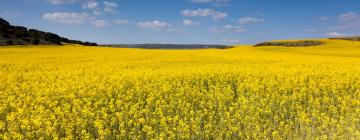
[0, 39, 359, 139]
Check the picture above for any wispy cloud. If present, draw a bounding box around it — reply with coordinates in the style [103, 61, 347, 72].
[104, 1, 118, 13]
[43, 11, 114, 28]
[339, 12, 358, 21]
[47, 0, 77, 4]
[91, 19, 109, 28]
[137, 20, 172, 30]
[325, 32, 346, 37]
[190, 0, 230, 6]
[82, 1, 99, 10]
[136, 20, 186, 33]
[223, 38, 241, 43]
[210, 24, 246, 33]
[93, 10, 103, 16]
[43, 12, 90, 24]
[330, 12, 360, 31]
[114, 19, 130, 24]
[238, 17, 264, 24]
[183, 19, 201, 26]
[181, 9, 228, 21]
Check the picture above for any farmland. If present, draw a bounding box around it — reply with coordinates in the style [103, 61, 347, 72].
[0, 39, 359, 139]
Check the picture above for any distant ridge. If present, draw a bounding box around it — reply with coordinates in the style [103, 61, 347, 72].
[0, 17, 97, 46]
[105, 44, 231, 49]
[329, 36, 360, 41]
[254, 40, 324, 47]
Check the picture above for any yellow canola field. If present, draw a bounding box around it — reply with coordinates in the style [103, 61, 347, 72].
[0, 39, 359, 139]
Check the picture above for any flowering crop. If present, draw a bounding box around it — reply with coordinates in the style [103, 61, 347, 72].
[0, 39, 359, 139]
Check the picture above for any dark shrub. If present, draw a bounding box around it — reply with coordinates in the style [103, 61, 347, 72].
[0, 18, 10, 27]
[31, 38, 40, 45]
[254, 40, 324, 47]
[84, 42, 91, 46]
[45, 32, 61, 44]
[5, 28, 14, 37]
[13, 30, 28, 38]
[60, 37, 70, 43]
[7, 40, 13, 45]
[69, 40, 82, 44]
[28, 29, 47, 39]
[28, 29, 39, 38]
[0, 31, 9, 38]
[14, 26, 28, 34]
[90, 43, 98, 46]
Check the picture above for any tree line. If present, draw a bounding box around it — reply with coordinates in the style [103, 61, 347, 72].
[0, 18, 97, 46]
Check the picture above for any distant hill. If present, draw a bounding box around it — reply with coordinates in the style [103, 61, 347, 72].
[0, 17, 97, 46]
[329, 37, 360, 41]
[106, 44, 232, 49]
[254, 40, 325, 47]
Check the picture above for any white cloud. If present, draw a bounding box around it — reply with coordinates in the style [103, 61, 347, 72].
[114, 19, 129, 24]
[181, 9, 227, 21]
[165, 28, 185, 33]
[182, 9, 212, 17]
[222, 24, 246, 33]
[238, 17, 264, 24]
[209, 27, 221, 33]
[82, 1, 98, 9]
[183, 19, 200, 26]
[104, 1, 118, 7]
[81, 1, 110, 16]
[212, 11, 228, 21]
[325, 32, 346, 37]
[190, 0, 230, 6]
[329, 12, 360, 31]
[210, 24, 246, 33]
[223, 38, 241, 43]
[81, 1, 119, 15]
[43, 12, 90, 24]
[47, 0, 77, 4]
[339, 12, 358, 21]
[104, 1, 118, 13]
[91, 19, 109, 28]
[137, 20, 172, 30]
[137, 20, 181, 33]
[93, 10, 103, 16]
[42, 12, 113, 28]
[191, 0, 213, 3]
[223, 25, 243, 31]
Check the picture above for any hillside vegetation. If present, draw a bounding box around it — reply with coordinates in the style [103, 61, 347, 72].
[0, 39, 359, 139]
[254, 40, 324, 47]
[330, 36, 360, 41]
[0, 18, 97, 46]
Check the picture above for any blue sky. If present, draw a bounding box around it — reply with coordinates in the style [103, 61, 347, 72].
[1, 0, 360, 44]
